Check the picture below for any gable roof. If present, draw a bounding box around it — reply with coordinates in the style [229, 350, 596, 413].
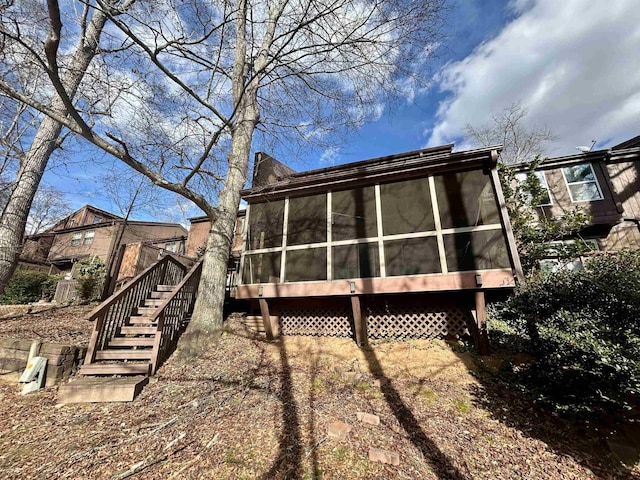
[612, 135, 640, 150]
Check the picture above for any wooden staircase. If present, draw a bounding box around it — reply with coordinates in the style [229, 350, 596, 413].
[58, 257, 203, 404]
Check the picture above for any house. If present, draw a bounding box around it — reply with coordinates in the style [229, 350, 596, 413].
[514, 135, 640, 264]
[20, 205, 188, 277]
[229, 145, 522, 348]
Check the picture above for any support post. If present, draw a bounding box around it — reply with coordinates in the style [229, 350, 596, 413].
[351, 296, 368, 347]
[474, 291, 491, 355]
[259, 298, 274, 341]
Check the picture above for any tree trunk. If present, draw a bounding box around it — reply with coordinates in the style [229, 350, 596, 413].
[186, 110, 257, 341]
[0, 8, 108, 295]
[0, 118, 65, 291]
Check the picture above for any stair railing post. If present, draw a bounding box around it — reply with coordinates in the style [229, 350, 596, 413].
[151, 310, 166, 375]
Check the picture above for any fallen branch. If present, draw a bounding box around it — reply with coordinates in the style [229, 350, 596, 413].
[111, 433, 188, 480]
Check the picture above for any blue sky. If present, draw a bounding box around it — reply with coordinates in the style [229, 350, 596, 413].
[43, 0, 640, 221]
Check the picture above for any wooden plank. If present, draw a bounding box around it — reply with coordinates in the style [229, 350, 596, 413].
[119, 326, 156, 335]
[235, 269, 516, 299]
[108, 338, 155, 347]
[259, 299, 274, 341]
[474, 291, 491, 355]
[489, 167, 525, 282]
[95, 350, 153, 360]
[58, 376, 149, 403]
[79, 363, 150, 376]
[350, 296, 368, 347]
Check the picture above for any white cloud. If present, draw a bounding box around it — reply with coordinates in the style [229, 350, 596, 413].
[427, 0, 640, 154]
[319, 147, 340, 165]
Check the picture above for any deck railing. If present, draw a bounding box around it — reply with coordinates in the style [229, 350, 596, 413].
[150, 259, 203, 374]
[85, 255, 187, 364]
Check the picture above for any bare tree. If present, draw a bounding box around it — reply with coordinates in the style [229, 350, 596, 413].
[25, 185, 72, 234]
[465, 102, 557, 164]
[0, 0, 136, 294]
[0, 0, 448, 349]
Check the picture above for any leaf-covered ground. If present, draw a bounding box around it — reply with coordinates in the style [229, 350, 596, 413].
[0, 306, 635, 479]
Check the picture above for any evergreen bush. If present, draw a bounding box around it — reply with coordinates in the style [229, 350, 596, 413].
[489, 249, 640, 417]
[0, 270, 59, 304]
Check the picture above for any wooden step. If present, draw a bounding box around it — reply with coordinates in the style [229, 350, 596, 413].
[149, 291, 172, 299]
[120, 326, 157, 335]
[129, 315, 157, 325]
[108, 338, 155, 347]
[156, 285, 174, 292]
[143, 299, 164, 307]
[137, 306, 159, 315]
[58, 376, 149, 403]
[95, 349, 153, 360]
[78, 363, 150, 376]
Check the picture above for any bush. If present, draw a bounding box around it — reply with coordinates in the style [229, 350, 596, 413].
[0, 270, 59, 304]
[489, 250, 640, 417]
[74, 257, 106, 303]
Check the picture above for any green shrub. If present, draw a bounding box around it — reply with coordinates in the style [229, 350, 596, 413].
[490, 250, 640, 417]
[75, 257, 106, 303]
[0, 270, 59, 304]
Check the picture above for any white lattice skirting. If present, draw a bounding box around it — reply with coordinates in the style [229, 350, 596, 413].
[277, 300, 471, 340]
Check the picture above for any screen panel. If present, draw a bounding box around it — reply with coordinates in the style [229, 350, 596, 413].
[434, 170, 499, 229]
[384, 237, 441, 276]
[332, 186, 378, 241]
[285, 248, 327, 282]
[247, 200, 285, 250]
[287, 193, 327, 246]
[443, 230, 510, 272]
[332, 243, 380, 279]
[380, 177, 435, 235]
[242, 252, 282, 284]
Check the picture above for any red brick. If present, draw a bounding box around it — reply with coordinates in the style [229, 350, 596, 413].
[369, 447, 400, 466]
[328, 421, 352, 440]
[356, 411, 380, 426]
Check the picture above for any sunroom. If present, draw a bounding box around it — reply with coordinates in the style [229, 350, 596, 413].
[235, 144, 523, 350]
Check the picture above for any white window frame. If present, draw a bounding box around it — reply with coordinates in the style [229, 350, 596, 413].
[561, 163, 603, 203]
[83, 230, 95, 245]
[515, 171, 553, 206]
[70, 232, 82, 246]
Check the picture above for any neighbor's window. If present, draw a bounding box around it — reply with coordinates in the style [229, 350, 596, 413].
[561, 164, 603, 202]
[93, 216, 102, 224]
[83, 231, 95, 245]
[70, 232, 82, 246]
[515, 171, 552, 206]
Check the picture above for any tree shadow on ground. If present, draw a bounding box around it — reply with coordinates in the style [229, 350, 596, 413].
[256, 336, 303, 480]
[466, 351, 636, 479]
[361, 345, 468, 480]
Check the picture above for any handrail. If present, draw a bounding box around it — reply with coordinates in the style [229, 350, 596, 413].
[84, 255, 188, 365]
[85, 255, 185, 323]
[150, 258, 204, 374]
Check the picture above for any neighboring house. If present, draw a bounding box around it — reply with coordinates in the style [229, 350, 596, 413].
[117, 236, 189, 283]
[20, 205, 188, 277]
[231, 146, 522, 346]
[186, 211, 246, 289]
[514, 135, 640, 265]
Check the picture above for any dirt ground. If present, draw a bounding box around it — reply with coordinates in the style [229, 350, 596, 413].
[0, 306, 635, 479]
